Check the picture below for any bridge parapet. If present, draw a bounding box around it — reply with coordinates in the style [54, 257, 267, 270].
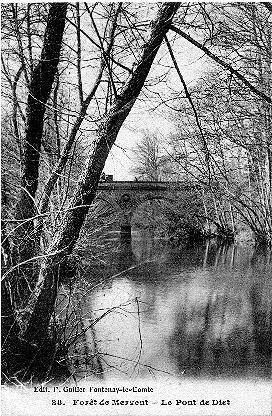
[97, 181, 190, 192]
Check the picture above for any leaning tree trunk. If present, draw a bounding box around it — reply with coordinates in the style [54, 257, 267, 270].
[20, 2, 180, 346]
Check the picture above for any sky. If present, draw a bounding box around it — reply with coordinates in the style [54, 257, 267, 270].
[1, 2, 209, 182]
[104, 39, 207, 180]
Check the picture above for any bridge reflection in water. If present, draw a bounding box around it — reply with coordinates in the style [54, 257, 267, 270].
[75, 234, 272, 381]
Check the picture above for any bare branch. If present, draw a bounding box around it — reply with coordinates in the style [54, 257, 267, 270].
[170, 24, 272, 104]
[76, 4, 84, 105]
[165, 35, 212, 182]
[66, 15, 133, 74]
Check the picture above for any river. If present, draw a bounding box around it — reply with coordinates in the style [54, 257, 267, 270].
[73, 231, 271, 382]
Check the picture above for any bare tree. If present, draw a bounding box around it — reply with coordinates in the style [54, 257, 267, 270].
[1, 2, 180, 381]
[132, 132, 171, 181]
[163, 3, 272, 243]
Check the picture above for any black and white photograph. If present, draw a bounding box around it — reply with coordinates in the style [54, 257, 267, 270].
[1, 2, 271, 415]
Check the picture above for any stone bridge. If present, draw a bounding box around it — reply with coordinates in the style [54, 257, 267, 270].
[94, 181, 192, 237]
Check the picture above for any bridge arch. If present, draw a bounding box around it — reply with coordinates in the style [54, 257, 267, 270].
[118, 192, 169, 238]
[95, 181, 182, 238]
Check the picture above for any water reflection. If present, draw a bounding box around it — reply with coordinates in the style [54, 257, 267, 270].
[169, 285, 269, 379]
[117, 237, 137, 270]
[79, 234, 271, 381]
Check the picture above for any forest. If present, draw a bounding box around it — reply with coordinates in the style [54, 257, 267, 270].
[1, 2, 271, 384]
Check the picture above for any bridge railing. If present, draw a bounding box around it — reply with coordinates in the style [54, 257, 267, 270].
[97, 181, 196, 191]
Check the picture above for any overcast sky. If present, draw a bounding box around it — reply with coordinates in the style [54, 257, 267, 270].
[104, 38, 207, 180]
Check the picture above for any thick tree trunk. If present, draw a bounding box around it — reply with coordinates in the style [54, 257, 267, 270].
[34, 6, 120, 256]
[20, 2, 180, 345]
[14, 3, 67, 262]
[2, 4, 67, 373]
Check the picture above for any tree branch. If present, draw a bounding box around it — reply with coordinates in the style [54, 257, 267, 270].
[164, 34, 212, 183]
[20, 2, 181, 345]
[76, 3, 84, 105]
[66, 16, 133, 74]
[170, 24, 272, 104]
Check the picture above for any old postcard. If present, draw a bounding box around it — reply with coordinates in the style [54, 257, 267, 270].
[1, 2, 271, 415]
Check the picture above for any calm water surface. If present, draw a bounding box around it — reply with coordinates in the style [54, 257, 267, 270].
[77, 232, 271, 381]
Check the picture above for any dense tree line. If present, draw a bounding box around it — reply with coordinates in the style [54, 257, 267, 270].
[132, 3, 272, 244]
